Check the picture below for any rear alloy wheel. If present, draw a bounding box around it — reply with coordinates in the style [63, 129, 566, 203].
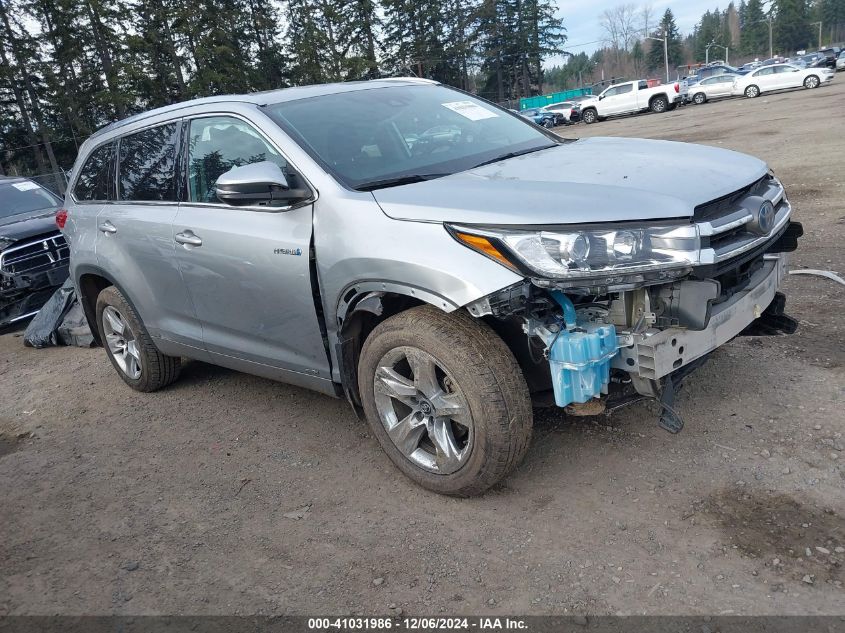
[96, 286, 181, 392]
[804, 75, 820, 89]
[650, 96, 669, 113]
[358, 306, 532, 496]
[582, 108, 598, 124]
[693, 92, 707, 105]
[745, 85, 760, 98]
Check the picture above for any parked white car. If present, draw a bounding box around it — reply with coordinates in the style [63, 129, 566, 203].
[688, 74, 737, 104]
[732, 63, 834, 98]
[579, 79, 683, 124]
[542, 101, 579, 123]
[837, 51, 845, 71]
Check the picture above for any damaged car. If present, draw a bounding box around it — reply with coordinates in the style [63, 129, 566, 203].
[1, 177, 70, 327]
[61, 78, 802, 496]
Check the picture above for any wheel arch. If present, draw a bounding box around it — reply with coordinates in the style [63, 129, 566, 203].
[74, 265, 139, 347]
[335, 284, 450, 414]
[649, 93, 669, 108]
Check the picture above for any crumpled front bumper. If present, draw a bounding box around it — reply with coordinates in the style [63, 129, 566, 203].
[613, 253, 788, 381]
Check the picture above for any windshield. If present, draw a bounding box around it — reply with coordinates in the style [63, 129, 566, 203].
[266, 84, 556, 190]
[0, 180, 62, 220]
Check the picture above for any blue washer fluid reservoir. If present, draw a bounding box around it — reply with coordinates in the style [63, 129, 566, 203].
[547, 290, 619, 408]
[548, 324, 619, 407]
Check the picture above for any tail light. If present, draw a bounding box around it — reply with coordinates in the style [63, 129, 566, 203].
[674, 83, 680, 93]
[55, 209, 68, 229]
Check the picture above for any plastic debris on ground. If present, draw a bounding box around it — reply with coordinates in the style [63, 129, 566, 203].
[23, 279, 94, 349]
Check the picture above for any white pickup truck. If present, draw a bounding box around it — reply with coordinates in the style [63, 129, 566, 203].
[579, 80, 684, 124]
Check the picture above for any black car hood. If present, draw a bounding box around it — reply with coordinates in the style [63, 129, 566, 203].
[0, 209, 60, 243]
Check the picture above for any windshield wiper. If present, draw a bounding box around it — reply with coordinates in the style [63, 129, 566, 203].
[469, 145, 556, 170]
[355, 173, 449, 192]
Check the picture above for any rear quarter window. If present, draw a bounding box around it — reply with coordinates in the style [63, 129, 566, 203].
[73, 142, 115, 202]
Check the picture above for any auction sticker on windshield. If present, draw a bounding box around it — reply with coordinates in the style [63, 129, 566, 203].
[12, 181, 40, 192]
[442, 101, 498, 121]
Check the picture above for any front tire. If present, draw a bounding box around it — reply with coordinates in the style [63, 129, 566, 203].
[582, 108, 598, 124]
[358, 306, 533, 496]
[650, 96, 669, 113]
[95, 286, 181, 392]
[745, 84, 760, 98]
[804, 75, 820, 89]
[693, 92, 707, 105]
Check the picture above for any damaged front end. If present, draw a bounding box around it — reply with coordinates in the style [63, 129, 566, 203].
[0, 233, 70, 327]
[459, 174, 802, 432]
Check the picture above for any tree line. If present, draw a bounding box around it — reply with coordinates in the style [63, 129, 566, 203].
[543, 0, 845, 94]
[0, 0, 566, 187]
[3, 0, 845, 188]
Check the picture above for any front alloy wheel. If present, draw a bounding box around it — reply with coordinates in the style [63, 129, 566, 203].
[745, 85, 760, 98]
[374, 347, 471, 474]
[358, 306, 532, 496]
[693, 92, 706, 105]
[804, 75, 820, 89]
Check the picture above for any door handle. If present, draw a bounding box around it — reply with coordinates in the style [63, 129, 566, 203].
[98, 221, 117, 234]
[175, 231, 203, 247]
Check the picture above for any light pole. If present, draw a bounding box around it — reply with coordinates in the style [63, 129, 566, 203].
[646, 31, 669, 83]
[750, 16, 774, 59]
[767, 16, 773, 58]
[810, 21, 822, 48]
[707, 42, 729, 65]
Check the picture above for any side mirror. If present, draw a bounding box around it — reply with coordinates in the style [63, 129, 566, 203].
[215, 161, 310, 207]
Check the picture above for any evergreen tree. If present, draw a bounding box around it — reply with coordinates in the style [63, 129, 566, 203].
[741, 0, 770, 55]
[773, 0, 811, 53]
[631, 39, 644, 76]
[646, 8, 683, 74]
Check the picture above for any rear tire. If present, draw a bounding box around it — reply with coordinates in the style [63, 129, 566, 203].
[650, 96, 669, 113]
[95, 286, 181, 392]
[582, 108, 598, 124]
[745, 85, 760, 98]
[358, 306, 533, 497]
[693, 92, 707, 105]
[804, 75, 820, 89]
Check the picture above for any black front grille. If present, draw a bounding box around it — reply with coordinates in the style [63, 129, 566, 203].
[0, 233, 69, 276]
[693, 175, 771, 222]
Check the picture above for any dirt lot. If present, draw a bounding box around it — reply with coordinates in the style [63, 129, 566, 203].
[1, 79, 844, 617]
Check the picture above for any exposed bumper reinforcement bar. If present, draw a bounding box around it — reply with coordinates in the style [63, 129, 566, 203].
[614, 254, 787, 381]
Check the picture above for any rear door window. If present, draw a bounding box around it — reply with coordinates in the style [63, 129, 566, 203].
[185, 116, 287, 203]
[73, 142, 115, 202]
[118, 123, 179, 202]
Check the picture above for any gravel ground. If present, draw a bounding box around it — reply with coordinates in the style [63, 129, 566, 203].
[1, 78, 843, 617]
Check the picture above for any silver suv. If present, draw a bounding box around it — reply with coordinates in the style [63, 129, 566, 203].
[62, 78, 801, 496]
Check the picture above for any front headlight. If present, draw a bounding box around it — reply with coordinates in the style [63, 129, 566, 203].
[449, 224, 699, 285]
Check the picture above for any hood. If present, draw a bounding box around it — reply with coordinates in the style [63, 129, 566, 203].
[373, 137, 768, 226]
[0, 208, 60, 243]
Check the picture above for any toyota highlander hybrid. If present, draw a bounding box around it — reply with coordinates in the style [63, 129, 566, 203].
[60, 78, 802, 496]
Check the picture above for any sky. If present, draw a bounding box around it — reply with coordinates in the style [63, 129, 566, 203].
[547, 0, 729, 64]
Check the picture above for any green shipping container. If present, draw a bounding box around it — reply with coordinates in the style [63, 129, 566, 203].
[519, 88, 593, 110]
